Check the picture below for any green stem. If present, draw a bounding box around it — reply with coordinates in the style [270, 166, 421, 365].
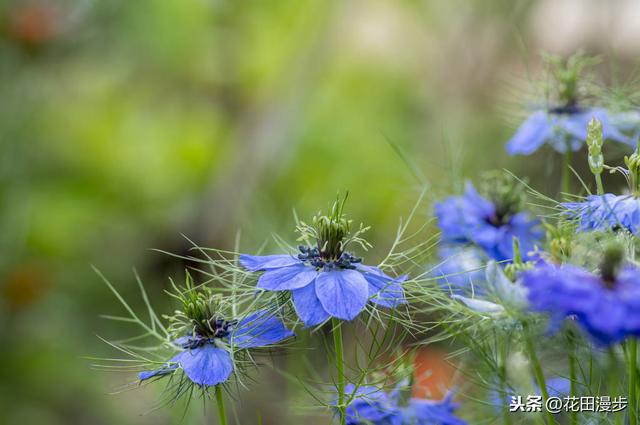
[595, 174, 604, 196]
[562, 149, 572, 196]
[523, 322, 555, 424]
[609, 348, 622, 425]
[215, 385, 228, 425]
[629, 339, 638, 425]
[332, 318, 346, 425]
[499, 344, 512, 425]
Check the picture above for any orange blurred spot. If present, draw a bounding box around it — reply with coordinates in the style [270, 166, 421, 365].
[8, 3, 59, 47]
[413, 346, 458, 399]
[3, 264, 52, 310]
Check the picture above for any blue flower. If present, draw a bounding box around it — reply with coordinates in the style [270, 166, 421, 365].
[336, 384, 467, 425]
[139, 310, 294, 386]
[434, 183, 542, 262]
[240, 248, 407, 327]
[506, 108, 631, 155]
[521, 263, 640, 345]
[339, 384, 402, 425]
[400, 392, 468, 425]
[564, 194, 640, 234]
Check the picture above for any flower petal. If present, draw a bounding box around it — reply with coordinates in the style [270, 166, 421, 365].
[506, 110, 552, 155]
[292, 281, 330, 327]
[239, 254, 300, 272]
[359, 267, 407, 308]
[139, 363, 178, 381]
[452, 294, 504, 313]
[173, 345, 234, 387]
[315, 270, 369, 321]
[230, 309, 294, 349]
[257, 264, 317, 291]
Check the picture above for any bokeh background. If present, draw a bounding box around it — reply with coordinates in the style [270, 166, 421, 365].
[2, 0, 640, 424]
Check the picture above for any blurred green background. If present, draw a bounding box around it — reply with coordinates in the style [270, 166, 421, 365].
[1, 0, 639, 424]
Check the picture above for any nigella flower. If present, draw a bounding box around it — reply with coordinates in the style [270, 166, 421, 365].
[399, 392, 467, 425]
[521, 249, 640, 345]
[506, 107, 631, 155]
[139, 309, 294, 386]
[335, 383, 467, 425]
[240, 199, 407, 327]
[563, 149, 640, 233]
[434, 181, 542, 263]
[338, 384, 402, 425]
[563, 193, 639, 233]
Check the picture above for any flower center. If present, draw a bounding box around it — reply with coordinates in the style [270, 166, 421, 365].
[295, 194, 371, 265]
[297, 245, 362, 270]
[599, 244, 624, 290]
[480, 170, 526, 225]
[189, 318, 237, 343]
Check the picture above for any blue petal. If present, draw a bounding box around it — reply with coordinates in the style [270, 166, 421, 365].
[359, 266, 407, 308]
[173, 345, 234, 387]
[239, 254, 300, 272]
[230, 309, 294, 349]
[506, 111, 552, 155]
[139, 363, 178, 381]
[315, 269, 369, 321]
[292, 281, 330, 327]
[257, 264, 317, 291]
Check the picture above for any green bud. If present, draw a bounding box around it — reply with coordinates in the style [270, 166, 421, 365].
[600, 243, 624, 287]
[624, 149, 640, 195]
[480, 171, 527, 222]
[296, 194, 371, 261]
[586, 117, 604, 175]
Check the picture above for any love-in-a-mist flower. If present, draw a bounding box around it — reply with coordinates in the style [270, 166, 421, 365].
[399, 392, 467, 425]
[240, 198, 407, 327]
[564, 149, 640, 234]
[139, 284, 293, 387]
[434, 174, 542, 263]
[521, 245, 640, 345]
[506, 107, 630, 155]
[506, 53, 631, 155]
[335, 383, 467, 425]
[339, 384, 401, 425]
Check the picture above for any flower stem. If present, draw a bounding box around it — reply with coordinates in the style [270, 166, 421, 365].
[595, 174, 604, 196]
[499, 344, 512, 425]
[562, 149, 572, 195]
[332, 318, 347, 425]
[523, 322, 555, 424]
[215, 385, 228, 425]
[609, 348, 622, 425]
[629, 339, 638, 425]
